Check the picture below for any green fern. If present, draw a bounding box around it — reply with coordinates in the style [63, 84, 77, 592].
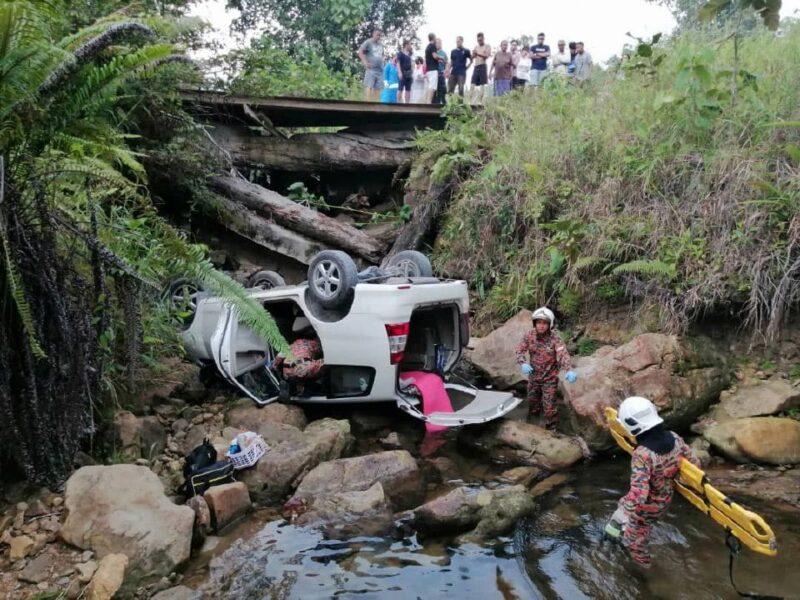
[612, 259, 676, 280]
[0, 233, 45, 358]
[573, 255, 607, 271]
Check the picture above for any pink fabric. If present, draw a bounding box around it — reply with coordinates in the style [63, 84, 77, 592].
[401, 371, 454, 433]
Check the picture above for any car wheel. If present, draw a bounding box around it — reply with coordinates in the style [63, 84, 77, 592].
[246, 270, 286, 290]
[307, 250, 358, 309]
[165, 278, 203, 330]
[386, 250, 433, 278]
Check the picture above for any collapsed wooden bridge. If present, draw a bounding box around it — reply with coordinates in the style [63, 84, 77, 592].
[181, 90, 449, 269]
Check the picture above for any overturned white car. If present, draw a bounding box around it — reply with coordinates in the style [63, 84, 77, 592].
[168, 250, 521, 428]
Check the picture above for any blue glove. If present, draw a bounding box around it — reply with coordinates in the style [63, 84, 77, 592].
[520, 363, 534, 376]
[565, 370, 577, 383]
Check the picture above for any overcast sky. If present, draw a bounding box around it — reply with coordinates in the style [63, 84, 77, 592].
[190, 0, 800, 62]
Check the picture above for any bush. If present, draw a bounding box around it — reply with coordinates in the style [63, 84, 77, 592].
[424, 24, 800, 338]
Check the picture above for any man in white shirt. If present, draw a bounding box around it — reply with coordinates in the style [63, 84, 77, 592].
[552, 39, 571, 76]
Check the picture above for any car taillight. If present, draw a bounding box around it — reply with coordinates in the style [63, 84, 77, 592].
[385, 322, 410, 364]
[459, 312, 470, 347]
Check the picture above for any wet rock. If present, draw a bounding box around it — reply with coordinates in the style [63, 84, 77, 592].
[689, 437, 712, 467]
[85, 553, 128, 600]
[225, 399, 307, 432]
[60, 465, 194, 585]
[560, 334, 731, 450]
[420, 456, 460, 484]
[237, 418, 352, 504]
[8, 534, 34, 560]
[708, 378, 800, 423]
[18, 552, 54, 583]
[172, 418, 190, 433]
[204, 483, 251, 532]
[292, 450, 425, 511]
[412, 485, 536, 538]
[468, 310, 532, 389]
[703, 417, 800, 465]
[152, 585, 201, 600]
[530, 473, 569, 498]
[459, 419, 585, 470]
[140, 416, 167, 459]
[497, 466, 541, 486]
[180, 422, 223, 455]
[293, 482, 394, 538]
[707, 466, 800, 509]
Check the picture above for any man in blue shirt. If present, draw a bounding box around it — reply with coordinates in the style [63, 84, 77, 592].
[447, 36, 472, 98]
[529, 32, 550, 87]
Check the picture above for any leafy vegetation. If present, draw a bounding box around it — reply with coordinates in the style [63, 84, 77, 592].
[420, 23, 800, 338]
[0, 0, 287, 486]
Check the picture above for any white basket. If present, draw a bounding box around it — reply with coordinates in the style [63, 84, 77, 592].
[227, 435, 269, 470]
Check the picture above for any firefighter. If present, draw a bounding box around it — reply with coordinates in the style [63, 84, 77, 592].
[514, 307, 577, 429]
[608, 396, 700, 567]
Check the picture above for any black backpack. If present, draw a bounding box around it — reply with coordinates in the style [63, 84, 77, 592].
[180, 439, 234, 497]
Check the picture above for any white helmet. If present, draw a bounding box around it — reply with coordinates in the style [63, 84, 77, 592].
[618, 396, 663, 436]
[531, 307, 555, 328]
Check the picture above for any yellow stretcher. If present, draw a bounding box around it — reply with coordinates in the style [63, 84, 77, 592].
[604, 407, 777, 557]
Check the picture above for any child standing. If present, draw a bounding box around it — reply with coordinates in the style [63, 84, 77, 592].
[608, 396, 700, 567]
[514, 307, 577, 429]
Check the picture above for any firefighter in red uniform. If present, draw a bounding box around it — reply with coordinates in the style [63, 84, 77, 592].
[514, 307, 577, 429]
[608, 396, 700, 567]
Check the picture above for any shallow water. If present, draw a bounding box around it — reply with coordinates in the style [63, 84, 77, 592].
[198, 457, 799, 599]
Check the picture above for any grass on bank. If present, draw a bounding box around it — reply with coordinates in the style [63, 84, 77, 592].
[416, 23, 800, 339]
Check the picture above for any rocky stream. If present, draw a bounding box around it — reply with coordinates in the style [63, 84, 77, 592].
[1, 317, 799, 599]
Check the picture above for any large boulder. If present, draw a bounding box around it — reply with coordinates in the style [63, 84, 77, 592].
[237, 418, 352, 504]
[706, 466, 800, 509]
[291, 450, 425, 510]
[124, 357, 202, 414]
[560, 334, 730, 449]
[60, 465, 194, 586]
[225, 399, 308, 433]
[459, 419, 585, 470]
[292, 482, 394, 538]
[708, 378, 800, 423]
[204, 482, 251, 532]
[86, 553, 128, 600]
[703, 417, 800, 465]
[468, 310, 532, 389]
[412, 485, 536, 538]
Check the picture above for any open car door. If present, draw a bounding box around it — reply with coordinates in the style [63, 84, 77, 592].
[397, 382, 522, 427]
[211, 305, 281, 405]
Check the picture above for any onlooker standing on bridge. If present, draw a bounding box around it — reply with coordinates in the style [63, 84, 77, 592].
[574, 41, 593, 83]
[490, 39, 513, 97]
[514, 48, 532, 91]
[411, 56, 426, 103]
[380, 55, 400, 103]
[552, 40, 571, 76]
[510, 40, 522, 88]
[469, 32, 491, 104]
[423, 33, 440, 103]
[448, 36, 471, 98]
[358, 29, 385, 102]
[397, 40, 414, 103]
[434, 38, 448, 104]
[529, 33, 550, 88]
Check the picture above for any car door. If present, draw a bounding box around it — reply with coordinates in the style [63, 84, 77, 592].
[211, 304, 280, 405]
[396, 382, 522, 427]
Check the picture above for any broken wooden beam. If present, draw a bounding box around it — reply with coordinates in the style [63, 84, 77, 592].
[384, 180, 453, 261]
[211, 194, 324, 265]
[210, 125, 413, 172]
[210, 175, 385, 263]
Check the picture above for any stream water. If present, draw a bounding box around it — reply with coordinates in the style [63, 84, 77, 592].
[190, 433, 799, 600]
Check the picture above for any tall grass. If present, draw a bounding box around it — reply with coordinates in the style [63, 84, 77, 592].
[419, 23, 800, 339]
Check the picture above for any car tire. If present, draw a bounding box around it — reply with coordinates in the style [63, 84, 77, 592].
[386, 250, 433, 278]
[165, 277, 203, 330]
[246, 269, 286, 290]
[307, 250, 358, 309]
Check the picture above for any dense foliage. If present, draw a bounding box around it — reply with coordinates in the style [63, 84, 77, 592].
[0, 0, 288, 486]
[417, 23, 800, 341]
[225, 37, 359, 99]
[226, 0, 424, 72]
